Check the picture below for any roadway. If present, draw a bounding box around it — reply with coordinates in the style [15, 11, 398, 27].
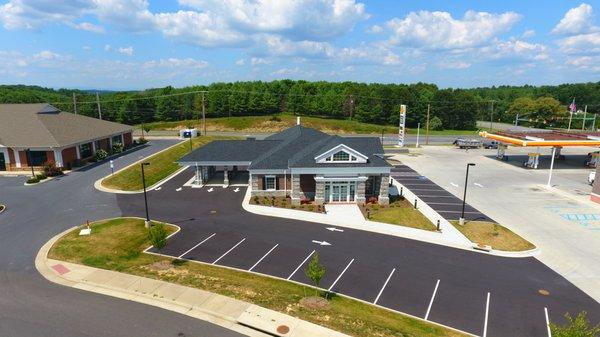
[0, 140, 243, 337]
[118, 167, 600, 337]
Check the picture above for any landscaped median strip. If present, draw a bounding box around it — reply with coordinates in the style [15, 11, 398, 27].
[40, 217, 470, 337]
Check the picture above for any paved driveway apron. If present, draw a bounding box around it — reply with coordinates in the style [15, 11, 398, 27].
[391, 164, 492, 222]
[119, 167, 600, 337]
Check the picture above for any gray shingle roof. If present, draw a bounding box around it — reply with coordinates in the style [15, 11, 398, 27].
[179, 125, 390, 170]
[179, 140, 281, 164]
[0, 103, 132, 148]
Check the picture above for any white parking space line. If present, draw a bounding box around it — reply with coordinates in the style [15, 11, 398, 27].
[424, 279, 440, 320]
[474, 183, 484, 188]
[408, 188, 446, 192]
[450, 182, 459, 187]
[328, 258, 355, 291]
[155, 187, 162, 191]
[178, 233, 216, 259]
[213, 238, 246, 265]
[287, 250, 315, 280]
[175, 187, 182, 192]
[374, 268, 396, 305]
[544, 307, 552, 337]
[419, 195, 456, 198]
[483, 292, 490, 337]
[248, 244, 279, 271]
[425, 202, 464, 205]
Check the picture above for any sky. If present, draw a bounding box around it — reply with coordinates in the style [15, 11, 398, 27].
[0, 0, 599, 90]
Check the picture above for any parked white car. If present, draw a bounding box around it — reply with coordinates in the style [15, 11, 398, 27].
[589, 171, 596, 186]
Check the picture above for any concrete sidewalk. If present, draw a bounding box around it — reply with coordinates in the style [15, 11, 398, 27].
[36, 228, 349, 337]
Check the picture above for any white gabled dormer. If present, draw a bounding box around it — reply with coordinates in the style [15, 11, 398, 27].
[314, 144, 368, 164]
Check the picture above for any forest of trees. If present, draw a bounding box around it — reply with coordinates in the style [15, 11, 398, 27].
[1, 80, 599, 130]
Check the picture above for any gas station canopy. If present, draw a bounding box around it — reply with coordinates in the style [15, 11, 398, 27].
[479, 130, 600, 147]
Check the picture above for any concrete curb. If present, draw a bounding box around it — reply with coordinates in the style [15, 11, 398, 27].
[35, 222, 350, 337]
[94, 140, 186, 194]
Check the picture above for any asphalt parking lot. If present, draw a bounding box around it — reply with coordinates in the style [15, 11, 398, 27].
[391, 164, 493, 222]
[117, 167, 600, 337]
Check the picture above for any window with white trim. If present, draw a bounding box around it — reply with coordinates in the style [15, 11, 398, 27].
[332, 151, 350, 161]
[264, 175, 276, 190]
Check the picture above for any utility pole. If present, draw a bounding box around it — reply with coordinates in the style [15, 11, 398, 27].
[96, 92, 102, 120]
[425, 104, 431, 145]
[72, 93, 77, 114]
[582, 105, 588, 130]
[201, 91, 206, 136]
[489, 101, 494, 131]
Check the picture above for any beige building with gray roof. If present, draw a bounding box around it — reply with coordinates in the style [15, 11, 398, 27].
[0, 103, 133, 171]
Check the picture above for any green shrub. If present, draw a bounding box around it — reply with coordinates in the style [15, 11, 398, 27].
[44, 164, 64, 176]
[148, 223, 168, 251]
[138, 137, 148, 145]
[550, 311, 599, 337]
[36, 172, 47, 180]
[26, 177, 40, 184]
[95, 149, 109, 161]
[269, 115, 282, 122]
[112, 143, 124, 154]
[429, 116, 443, 131]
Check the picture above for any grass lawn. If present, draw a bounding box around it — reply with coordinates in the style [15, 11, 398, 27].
[450, 220, 535, 251]
[360, 198, 437, 231]
[138, 114, 479, 136]
[101, 136, 235, 191]
[49, 218, 466, 337]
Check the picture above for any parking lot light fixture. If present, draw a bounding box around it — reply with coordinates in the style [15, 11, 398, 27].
[460, 163, 476, 226]
[141, 162, 151, 228]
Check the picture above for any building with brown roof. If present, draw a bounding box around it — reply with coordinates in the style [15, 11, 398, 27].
[0, 103, 133, 171]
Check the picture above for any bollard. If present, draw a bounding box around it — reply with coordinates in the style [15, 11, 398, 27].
[414, 199, 418, 209]
[400, 186, 403, 197]
[437, 219, 440, 231]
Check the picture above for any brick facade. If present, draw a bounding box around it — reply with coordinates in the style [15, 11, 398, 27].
[61, 146, 77, 167]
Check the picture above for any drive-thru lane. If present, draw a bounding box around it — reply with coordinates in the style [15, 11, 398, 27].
[118, 167, 600, 337]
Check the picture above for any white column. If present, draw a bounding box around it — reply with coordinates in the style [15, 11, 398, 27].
[547, 147, 556, 187]
[75, 144, 81, 159]
[13, 148, 21, 168]
[91, 141, 96, 154]
[53, 149, 63, 167]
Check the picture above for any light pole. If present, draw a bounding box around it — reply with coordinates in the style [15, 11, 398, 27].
[141, 162, 151, 228]
[459, 163, 476, 225]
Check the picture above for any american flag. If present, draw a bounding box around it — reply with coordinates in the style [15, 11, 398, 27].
[569, 99, 576, 113]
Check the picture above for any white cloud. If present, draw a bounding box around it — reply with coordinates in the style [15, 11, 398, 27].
[250, 57, 270, 66]
[438, 60, 471, 69]
[258, 35, 334, 58]
[33, 50, 59, 60]
[552, 3, 597, 35]
[485, 39, 548, 60]
[366, 24, 383, 34]
[82, 45, 92, 50]
[522, 29, 535, 38]
[385, 10, 521, 50]
[142, 57, 208, 69]
[117, 46, 134, 56]
[272, 66, 300, 76]
[0, 0, 95, 30]
[336, 45, 401, 66]
[556, 31, 600, 55]
[69, 21, 104, 33]
[104, 44, 111, 51]
[235, 58, 245, 66]
[565, 55, 600, 72]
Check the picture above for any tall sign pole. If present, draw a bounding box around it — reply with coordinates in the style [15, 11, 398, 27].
[397, 104, 406, 147]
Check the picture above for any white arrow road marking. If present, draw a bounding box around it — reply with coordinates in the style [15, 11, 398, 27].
[450, 182, 459, 187]
[474, 183, 484, 188]
[234, 187, 240, 193]
[287, 250, 315, 280]
[325, 227, 344, 232]
[328, 258, 354, 291]
[312, 240, 332, 246]
[175, 187, 182, 192]
[155, 187, 162, 191]
[207, 188, 214, 192]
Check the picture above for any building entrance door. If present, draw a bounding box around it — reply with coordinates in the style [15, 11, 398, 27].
[0, 152, 5, 171]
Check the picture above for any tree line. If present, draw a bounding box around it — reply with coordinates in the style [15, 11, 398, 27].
[1, 81, 599, 130]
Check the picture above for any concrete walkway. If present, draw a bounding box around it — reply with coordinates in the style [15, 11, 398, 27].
[36, 227, 349, 337]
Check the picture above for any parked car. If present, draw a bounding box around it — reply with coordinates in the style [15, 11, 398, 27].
[483, 140, 499, 149]
[589, 171, 596, 186]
